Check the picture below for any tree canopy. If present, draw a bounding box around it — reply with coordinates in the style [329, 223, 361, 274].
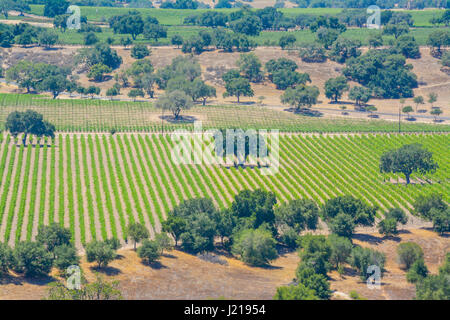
[5, 110, 55, 146]
[380, 143, 438, 185]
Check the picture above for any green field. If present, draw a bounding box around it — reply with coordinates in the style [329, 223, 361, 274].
[0, 94, 448, 133]
[49, 25, 442, 46]
[19, 5, 447, 46]
[28, 5, 445, 27]
[0, 132, 447, 248]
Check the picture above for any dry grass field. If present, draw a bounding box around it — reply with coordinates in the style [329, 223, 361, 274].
[0, 228, 447, 300]
[0, 41, 448, 301]
[1, 46, 448, 123]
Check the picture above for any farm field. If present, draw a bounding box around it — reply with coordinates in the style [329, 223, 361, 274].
[20, 25, 443, 46]
[0, 94, 448, 133]
[27, 5, 445, 27]
[1, 227, 448, 300]
[0, 132, 447, 249]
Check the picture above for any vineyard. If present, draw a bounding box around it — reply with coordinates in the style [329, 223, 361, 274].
[0, 94, 448, 133]
[0, 132, 447, 249]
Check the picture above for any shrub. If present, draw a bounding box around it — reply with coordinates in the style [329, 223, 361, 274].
[274, 283, 319, 300]
[397, 242, 424, 270]
[295, 262, 331, 299]
[0, 243, 13, 275]
[13, 241, 53, 277]
[138, 239, 160, 264]
[350, 246, 386, 280]
[299, 43, 327, 63]
[86, 240, 117, 268]
[131, 44, 150, 59]
[232, 228, 278, 266]
[406, 259, 429, 283]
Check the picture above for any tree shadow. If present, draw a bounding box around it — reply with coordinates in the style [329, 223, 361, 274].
[284, 107, 323, 117]
[237, 101, 256, 105]
[433, 119, 445, 123]
[417, 109, 428, 113]
[161, 252, 177, 259]
[43, 47, 61, 51]
[368, 114, 379, 118]
[405, 117, 416, 121]
[380, 235, 401, 242]
[0, 273, 56, 286]
[89, 265, 122, 276]
[142, 260, 168, 269]
[160, 115, 198, 124]
[352, 233, 384, 244]
[329, 100, 353, 105]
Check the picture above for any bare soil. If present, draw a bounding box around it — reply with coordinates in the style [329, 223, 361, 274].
[0, 228, 447, 300]
[0, 46, 448, 124]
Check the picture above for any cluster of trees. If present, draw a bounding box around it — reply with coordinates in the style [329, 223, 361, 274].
[1, 0, 31, 19]
[75, 42, 123, 70]
[221, 54, 262, 102]
[292, 0, 446, 9]
[6, 61, 75, 98]
[0, 223, 79, 278]
[160, 0, 200, 9]
[181, 28, 257, 54]
[162, 190, 284, 266]
[108, 11, 167, 41]
[45, 273, 123, 300]
[275, 232, 386, 300]
[152, 56, 216, 114]
[396, 242, 449, 300]
[427, 29, 450, 57]
[0, 22, 61, 48]
[161, 188, 406, 275]
[343, 49, 418, 99]
[414, 251, 449, 300]
[266, 58, 311, 90]
[4, 43, 123, 99]
[5, 110, 55, 146]
[413, 193, 449, 235]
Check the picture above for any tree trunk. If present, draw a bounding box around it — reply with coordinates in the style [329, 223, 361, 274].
[203, 98, 206, 106]
[22, 132, 28, 147]
[405, 174, 410, 185]
[237, 94, 240, 103]
[134, 241, 136, 251]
